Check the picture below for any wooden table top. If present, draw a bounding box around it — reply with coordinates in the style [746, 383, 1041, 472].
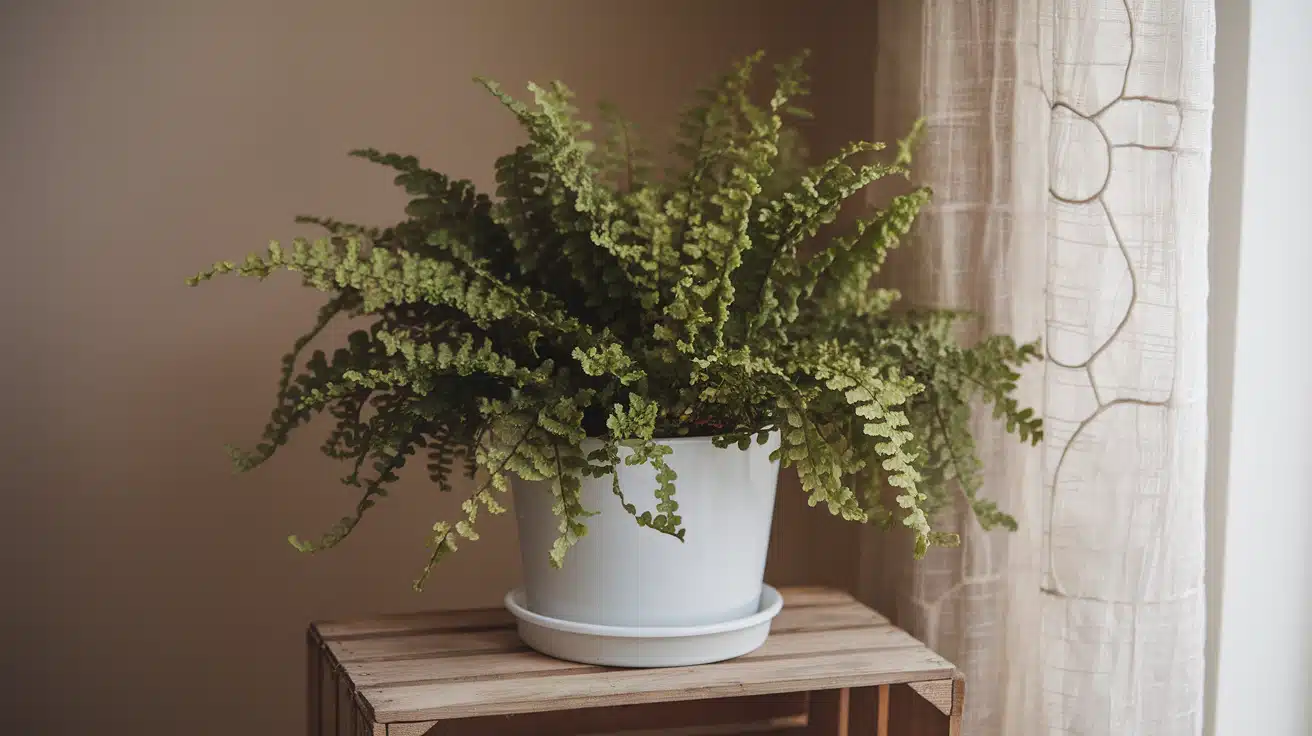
[310, 586, 958, 726]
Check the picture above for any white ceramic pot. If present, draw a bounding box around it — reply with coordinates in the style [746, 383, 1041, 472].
[512, 433, 782, 628]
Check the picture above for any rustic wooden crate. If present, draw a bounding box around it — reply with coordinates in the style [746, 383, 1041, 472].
[308, 587, 963, 735]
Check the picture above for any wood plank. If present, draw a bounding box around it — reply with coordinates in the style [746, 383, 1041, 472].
[316, 609, 517, 640]
[338, 664, 353, 736]
[613, 717, 806, 735]
[421, 692, 807, 735]
[352, 647, 599, 689]
[949, 677, 964, 736]
[349, 626, 922, 689]
[332, 603, 885, 665]
[380, 723, 436, 736]
[366, 648, 955, 723]
[877, 685, 890, 736]
[367, 717, 807, 736]
[777, 587, 858, 608]
[908, 680, 954, 716]
[309, 588, 959, 730]
[804, 689, 849, 735]
[771, 602, 888, 633]
[317, 588, 857, 643]
[331, 629, 524, 664]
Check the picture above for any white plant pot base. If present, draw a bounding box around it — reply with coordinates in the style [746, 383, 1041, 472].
[513, 434, 783, 629]
[505, 584, 784, 667]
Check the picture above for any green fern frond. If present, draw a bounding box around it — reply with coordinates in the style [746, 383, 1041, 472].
[189, 52, 1042, 584]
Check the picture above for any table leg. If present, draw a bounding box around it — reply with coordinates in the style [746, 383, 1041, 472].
[879, 684, 890, 735]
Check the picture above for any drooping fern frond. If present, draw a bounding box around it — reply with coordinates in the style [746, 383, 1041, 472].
[189, 50, 1042, 588]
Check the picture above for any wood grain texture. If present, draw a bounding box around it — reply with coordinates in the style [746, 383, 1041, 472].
[948, 676, 963, 736]
[420, 693, 807, 735]
[908, 679, 954, 716]
[338, 663, 353, 734]
[877, 685, 890, 736]
[777, 587, 868, 608]
[368, 647, 953, 722]
[367, 717, 812, 735]
[316, 609, 518, 640]
[378, 723, 438, 736]
[308, 587, 959, 732]
[328, 603, 885, 664]
[350, 626, 923, 689]
[610, 718, 807, 735]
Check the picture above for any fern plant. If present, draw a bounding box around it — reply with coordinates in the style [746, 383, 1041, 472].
[189, 51, 1041, 590]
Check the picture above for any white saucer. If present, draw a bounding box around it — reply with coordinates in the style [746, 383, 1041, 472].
[504, 584, 784, 668]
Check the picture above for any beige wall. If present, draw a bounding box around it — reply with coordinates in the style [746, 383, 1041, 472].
[1, 1, 874, 732]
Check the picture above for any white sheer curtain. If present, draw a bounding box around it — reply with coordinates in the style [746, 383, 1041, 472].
[859, 1, 1213, 733]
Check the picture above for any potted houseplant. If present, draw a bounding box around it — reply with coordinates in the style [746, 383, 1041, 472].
[189, 52, 1041, 664]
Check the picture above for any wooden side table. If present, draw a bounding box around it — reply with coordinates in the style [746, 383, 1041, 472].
[308, 587, 963, 735]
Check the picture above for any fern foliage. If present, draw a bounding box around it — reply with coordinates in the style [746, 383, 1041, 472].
[189, 52, 1042, 588]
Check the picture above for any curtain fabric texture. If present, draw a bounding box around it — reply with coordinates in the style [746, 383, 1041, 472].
[860, 1, 1213, 733]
